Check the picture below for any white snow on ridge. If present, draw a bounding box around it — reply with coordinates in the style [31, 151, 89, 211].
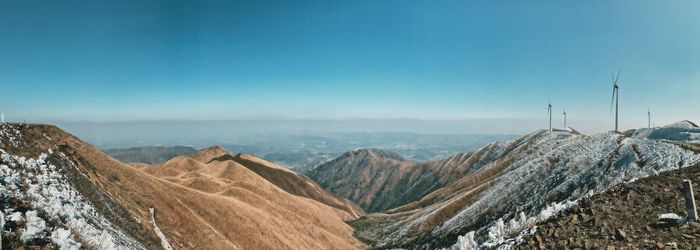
[0, 150, 144, 249]
[0, 125, 144, 249]
[632, 120, 700, 142]
[378, 125, 700, 249]
[0, 123, 25, 148]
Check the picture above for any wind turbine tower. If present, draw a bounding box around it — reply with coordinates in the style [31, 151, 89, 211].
[547, 103, 552, 132]
[610, 70, 621, 131]
[563, 109, 567, 128]
[1, 113, 3, 123]
[648, 109, 651, 128]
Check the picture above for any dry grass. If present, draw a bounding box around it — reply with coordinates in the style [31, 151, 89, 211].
[24, 125, 363, 250]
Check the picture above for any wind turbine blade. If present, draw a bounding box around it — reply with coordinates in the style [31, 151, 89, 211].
[610, 88, 615, 114]
[615, 69, 621, 85]
[611, 73, 615, 86]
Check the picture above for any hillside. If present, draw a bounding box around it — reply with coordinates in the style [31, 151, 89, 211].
[146, 146, 363, 219]
[348, 122, 700, 249]
[307, 149, 427, 212]
[0, 123, 364, 249]
[515, 160, 700, 249]
[104, 145, 196, 164]
[227, 152, 363, 218]
[307, 137, 532, 213]
[4, 121, 698, 249]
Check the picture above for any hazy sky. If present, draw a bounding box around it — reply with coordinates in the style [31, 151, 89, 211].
[1, 0, 699, 133]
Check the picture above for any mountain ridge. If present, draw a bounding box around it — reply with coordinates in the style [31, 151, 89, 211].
[0, 123, 364, 249]
[347, 123, 700, 249]
[104, 145, 196, 164]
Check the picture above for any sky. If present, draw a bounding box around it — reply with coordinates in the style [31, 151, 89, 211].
[1, 0, 699, 134]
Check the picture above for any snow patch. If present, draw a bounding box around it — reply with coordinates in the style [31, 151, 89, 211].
[0, 127, 144, 250]
[419, 126, 700, 249]
[150, 208, 174, 250]
[448, 201, 576, 249]
[658, 213, 685, 225]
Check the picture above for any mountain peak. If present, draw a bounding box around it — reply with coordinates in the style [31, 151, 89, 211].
[347, 148, 406, 161]
[665, 120, 699, 128]
[191, 145, 229, 162]
[232, 152, 290, 171]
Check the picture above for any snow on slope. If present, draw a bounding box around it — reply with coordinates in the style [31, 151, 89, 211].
[357, 122, 700, 249]
[0, 124, 144, 249]
[440, 124, 700, 249]
[149, 208, 173, 250]
[631, 120, 700, 142]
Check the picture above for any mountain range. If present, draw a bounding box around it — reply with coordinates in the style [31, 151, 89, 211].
[104, 146, 197, 164]
[0, 124, 362, 249]
[310, 121, 700, 249]
[1, 121, 699, 249]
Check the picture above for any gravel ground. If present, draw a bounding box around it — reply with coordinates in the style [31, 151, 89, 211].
[516, 161, 700, 249]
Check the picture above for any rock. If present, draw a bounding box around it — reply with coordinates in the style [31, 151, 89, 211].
[655, 242, 664, 249]
[690, 221, 700, 229]
[583, 240, 591, 249]
[558, 240, 567, 247]
[607, 246, 616, 250]
[615, 228, 627, 241]
[683, 234, 696, 239]
[569, 238, 580, 248]
[570, 214, 578, 224]
[535, 234, 544, 250]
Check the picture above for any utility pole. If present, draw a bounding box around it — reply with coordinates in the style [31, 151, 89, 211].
[684, 180, 698, 221]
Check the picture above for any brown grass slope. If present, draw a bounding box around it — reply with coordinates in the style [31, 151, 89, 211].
[227, 152, 363, 219]
[14, 124, 364, 250]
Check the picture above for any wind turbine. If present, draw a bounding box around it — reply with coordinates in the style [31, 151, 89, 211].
[563, 109, 567, 128]
[547, 103, 552, 132]
[647, 109, 651, 128]
[1, 113, 3, 123]
[610, 70, 621, 131]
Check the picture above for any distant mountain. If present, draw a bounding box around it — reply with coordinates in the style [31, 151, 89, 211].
[104, 145, 196, 164]
[0, 124, 363, 249]
[307, 148, 426, 212]
[306, 141, 526, 213]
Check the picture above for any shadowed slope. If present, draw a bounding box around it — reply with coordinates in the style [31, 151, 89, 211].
[195, 148, 363, 219]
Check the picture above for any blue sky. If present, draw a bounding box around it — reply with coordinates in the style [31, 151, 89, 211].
[1, 0, 699, 133]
